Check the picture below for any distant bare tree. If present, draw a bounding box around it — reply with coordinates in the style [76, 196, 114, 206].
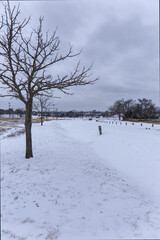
[109, 99, 124, 120]
[34, 96, 55, 125]
[122, 99, 135, 120]
[109, 99, 135, 120]
[0, 2, 98, 158]
[134, 98, 157, 120]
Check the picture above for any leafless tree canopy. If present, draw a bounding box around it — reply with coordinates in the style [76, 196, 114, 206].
[34, 95, 55, 125]
[34, 96, 54, 112]
[0, 2, 97, 103]
[0, 1, 98, 158]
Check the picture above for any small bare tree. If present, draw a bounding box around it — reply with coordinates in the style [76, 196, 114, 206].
[0, 2, 98, 158]
[34, 96, 55, 125]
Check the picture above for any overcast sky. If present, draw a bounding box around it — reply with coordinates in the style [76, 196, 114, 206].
[0, 0, 159, 111]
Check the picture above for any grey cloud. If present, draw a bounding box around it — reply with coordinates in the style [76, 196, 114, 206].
[0, 0, 159, 110]
[79, 12, 159, 107]
[20, 1, 88, 41]
[84, 14, 158, 63]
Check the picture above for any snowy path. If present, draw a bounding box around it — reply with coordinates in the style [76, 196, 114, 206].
[59, 119, 160, 202]
[1, 120, 160, 239]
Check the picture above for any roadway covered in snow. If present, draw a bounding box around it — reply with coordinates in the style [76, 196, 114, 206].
[1, 119, 160, 239]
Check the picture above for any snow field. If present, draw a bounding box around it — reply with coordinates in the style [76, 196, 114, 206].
[59, 119, 160, 201]
[1, 119, 160, 239]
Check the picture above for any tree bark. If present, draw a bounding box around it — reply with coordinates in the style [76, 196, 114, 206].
[40, 106, 43, 126]
[25, 102, 33, 158]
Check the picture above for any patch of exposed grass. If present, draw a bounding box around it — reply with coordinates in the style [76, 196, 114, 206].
[32, 118, 54, 123]
[0, 117, 25, 121]
[2, 229, 26, 240]
[128, 119, 160, 124]
[0, 128, 8, 134]
[45, 118, 54, 121]
[0, 123, 8, 127]
[5, 128, 25, 138]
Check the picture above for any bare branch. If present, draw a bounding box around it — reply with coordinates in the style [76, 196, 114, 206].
[0, 2, 97, 104]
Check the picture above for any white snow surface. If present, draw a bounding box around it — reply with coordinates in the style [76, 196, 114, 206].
[1, 119, 160, 239]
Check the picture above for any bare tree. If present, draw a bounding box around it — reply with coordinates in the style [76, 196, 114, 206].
[109, 99, 135, 120]
[34, 96, 55, 125]
[109, 99, 124, 120]
[134, 98, 157, 120]
[122, 99, 135, 120]
[0, 2, 98, 158]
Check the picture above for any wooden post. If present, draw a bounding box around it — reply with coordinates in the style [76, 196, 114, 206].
[98, 126, 102, 135]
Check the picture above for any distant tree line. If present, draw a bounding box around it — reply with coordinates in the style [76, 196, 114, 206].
[0, 108, 25, 117]
[106, 98, 160, 120]
[0, 108, 103, 118]
[0, 98, 159, 120]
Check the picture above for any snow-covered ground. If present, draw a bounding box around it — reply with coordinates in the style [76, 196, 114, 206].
[1, 119, 160, 239]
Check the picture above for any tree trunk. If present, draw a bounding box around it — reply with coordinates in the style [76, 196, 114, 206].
[25, 102, 33, 158]
[41, 106, 43, 126]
